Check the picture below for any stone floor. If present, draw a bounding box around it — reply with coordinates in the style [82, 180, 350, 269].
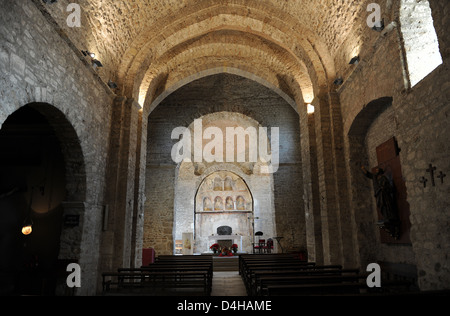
[211, 272, 248, 296]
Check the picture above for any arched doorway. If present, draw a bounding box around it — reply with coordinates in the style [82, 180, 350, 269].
[0, 103, 85, 296]
[347, 97, 413, 269]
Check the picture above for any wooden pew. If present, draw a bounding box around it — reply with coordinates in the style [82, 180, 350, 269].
[253, 268, 361, 296]
[102, 270, 211, 296]
[264, 278, 413, 296]
[155, 255, 213, 263]
[238, 254, 413, 296]
[102, 255, 213, 296]
[239, 254, 308, 275]
[238, 254, 320, 294]
[266, 282, 366, 296]
[239, 253, 301, 274]
[243, 265, 349, 295]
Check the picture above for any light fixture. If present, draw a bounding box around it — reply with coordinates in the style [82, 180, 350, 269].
[81, 50, 96, 59]
[22, 189, 34, 236]
[372, 19, 385, 32]
[334, 78, 344, 86]
[349, 56, 360, 65]
[22, 220, 33, 236]
[92, 59, 103, 67]
[92, 59, 103, 70]
[307, 104, 315, 114]
[108, 80, 118, 89]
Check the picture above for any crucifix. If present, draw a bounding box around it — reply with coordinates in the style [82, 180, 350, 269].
[426, 164, 437, 187]
[437, 171, 446, 184]
[419, 177, 428, 188]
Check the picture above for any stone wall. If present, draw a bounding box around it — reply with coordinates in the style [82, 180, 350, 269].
[0, 0, 114, 295]
[339, 0, 450, 290]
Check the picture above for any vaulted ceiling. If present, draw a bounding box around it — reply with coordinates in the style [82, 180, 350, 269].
[41, 0, 378, 111]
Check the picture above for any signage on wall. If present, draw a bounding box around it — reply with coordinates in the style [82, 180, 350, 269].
[64, 214, 80, 227]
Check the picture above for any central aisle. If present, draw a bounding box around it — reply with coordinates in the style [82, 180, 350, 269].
[211, 271, 247, 296]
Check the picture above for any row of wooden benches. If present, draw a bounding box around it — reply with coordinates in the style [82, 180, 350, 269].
[102, 255, 213, 296]
[239, 254, 412, 296]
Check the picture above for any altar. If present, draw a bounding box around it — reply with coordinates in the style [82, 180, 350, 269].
[208, 235, 243, 250]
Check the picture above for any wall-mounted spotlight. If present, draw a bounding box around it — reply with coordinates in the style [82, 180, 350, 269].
[334, 78, 344, 86]
[92, 59, 103, 70]
[108, 80, 118, 89]
[307, 104, 315, 114]
[81, 50, 96, 59]
[349, 56, 360, 65]
[372, 19, 385, 32]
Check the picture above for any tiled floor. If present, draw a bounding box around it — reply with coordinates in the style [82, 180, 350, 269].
[211, 271, 248, 296]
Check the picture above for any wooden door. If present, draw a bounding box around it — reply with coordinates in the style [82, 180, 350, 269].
[374, 137, 411, 244]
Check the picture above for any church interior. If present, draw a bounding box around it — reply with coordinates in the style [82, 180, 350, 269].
[0, 0, 449, 296]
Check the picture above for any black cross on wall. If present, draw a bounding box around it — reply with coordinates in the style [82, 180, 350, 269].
[426, 164, 437, 187]
[437, 171, 446, 184]
[420, 177, 428, 188]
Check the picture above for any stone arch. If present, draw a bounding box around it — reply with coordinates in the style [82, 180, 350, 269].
[346, 97, 394, 268]
[348, 97, 394, 137]
[145, 73, 299, 255]
[145, 67, 300, 117]
[136, 30, 314, 111]
[0, 102, 86, 295]
[118, 2, 334, 99]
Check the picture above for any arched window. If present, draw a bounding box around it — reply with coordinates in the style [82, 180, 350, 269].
[400, 0, 442, 87]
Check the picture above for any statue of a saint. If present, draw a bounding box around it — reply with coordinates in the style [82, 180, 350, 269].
[361, 165, 401, 239]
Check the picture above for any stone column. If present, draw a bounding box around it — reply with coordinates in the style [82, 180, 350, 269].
[299, 101, 324, 264]
[100, 97, 140, 273]
[130, 109, 146, 268]
[328, 91, 356, 268]
[312, 93, 343, 265]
